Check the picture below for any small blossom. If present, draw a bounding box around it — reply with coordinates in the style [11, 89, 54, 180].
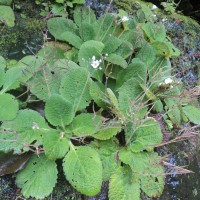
[153, 14, 157, 17]
[32, 122, 39, 130]
[105, 53, 108, 56]
[162, 18, 167, 22]
[170, 85, 174, 89]
[152, 5, 158, 10]
[164, 78, 173, 84]
[91, 56, 102, 69]
[121, 16, 129, 22]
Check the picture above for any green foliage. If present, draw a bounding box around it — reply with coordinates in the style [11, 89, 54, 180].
[0, 93, 18, 120]
[63, 145, 102, 196]
[45, 94, 74, 127]
[43, 130, 69, 159]
[182, 105, 200, 125]
[60, 67, 91, 111]
[0, 5, 15, 27]
[16, 154, 57, 199]
[109, 166, 140, 200]
[0, 3, 196, 200]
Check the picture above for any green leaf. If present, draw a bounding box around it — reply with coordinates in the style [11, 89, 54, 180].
[79, 22, 96, 41]
[136, 42, 156, 66]
[0, 0, 13, 6]
[45, 94, 74, 127]
[142, 22, 166, 42]
[116, 58, 147, 88]
[60, 67, 91, 111]
[109, 166, 140, 200]
[182, 105, 200, 125]
[89, 81, 107, 108]
[43, 130, 69, 159]
[0, 6, 15, 27]
[63, 146, 102, 196]
[1, 109, 48, 153]
[69, 113, 101, 136]
[115, 40, 134, 59]
[0, 56, 6, 87]
[129, 118, 162, 152]
[105, 54, 127, 69]
[28, 69, 61, 101]
[0, 94, 18, 121]
[47, 17, 78, 41]
[102, 35, 122, 54]
[16, 154, 57, 199]
[1, 67, 22, 93]
[60, 31, 83, 49]
[119, 150, 164, 198]
[90, 139, 118, 181]
[78, 40, 104, 81]
[74, 6, 96, 27]
[93, 120, 121, 140]
[118, 78, 143, 115]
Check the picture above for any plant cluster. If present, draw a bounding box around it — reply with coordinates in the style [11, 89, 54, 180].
[0, 3, 200, 200]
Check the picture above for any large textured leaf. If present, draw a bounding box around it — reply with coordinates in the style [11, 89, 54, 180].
[129, 118, 163, 152]
[0, 93, 18, 121]
[90, 140, 119, 181]
[69, 113, 101, 136]
[1, 67, 22, 93]
[136, 42, 156, 66]
[183, 105, 200, 125]
[116, 58, 147, 88]
[45, 94, 74, 127]
[78, 40, 104, 81]
[0, 56, 6, 87]
[109, 166, 140, 200]
[0, 5, 15, 27]
[142, 22, 166, 42]
[43, 130, 69, 159]
[0, 110, 48, 153]
[74, 6, 96, 27]
[60, 68, 91, 111]
[118, 78, 144, 115]
[60, 31, 83, 49]
[119, 150, 165, 197]
[63, 146, 102, 196]
[16, 154, 57, 199]
[102, 35, 122, 54]
[79, 22, 96, 41]
[29, 70, 61, 101]
[105, 54, 127, 69]
[47, 17, 77, 41]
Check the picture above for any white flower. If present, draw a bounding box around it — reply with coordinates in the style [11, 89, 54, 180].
[162, 18, 167, 22]
[153, 14, 157, 17]
[164, 78, 173, 84]
[91, 56, 102, 69]
[121, 16, 129, 22]
[32, 122, 39, 130]
[152, 5, 158, 10]
[105, 53, 108, 57]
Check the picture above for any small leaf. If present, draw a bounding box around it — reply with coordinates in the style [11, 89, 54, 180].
[183, 105, 200, 125]
[45, 94, 74, 127]
[63, 146, 102, 196]
[0, 93, 18, 121]
[109, 166, 140, 200]
[69, 113, 101, 136]
[43, 130, 69, 159]
[16, 154, 58, 199]
[0, 5, 15, 27]
[93, 120, 121, 140]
